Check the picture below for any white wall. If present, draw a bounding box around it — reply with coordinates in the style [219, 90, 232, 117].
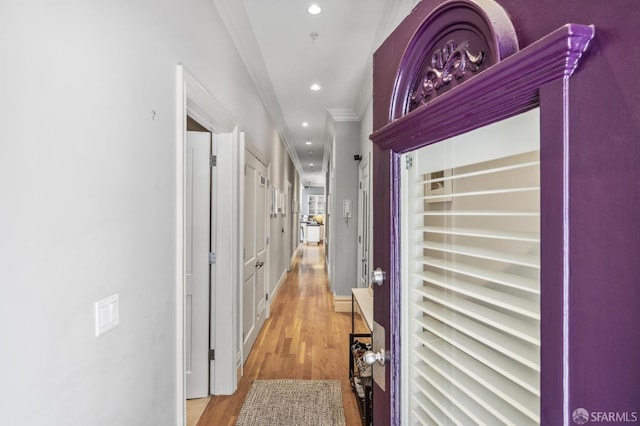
[360, 100, 375, 169]
[267, 129, 298, 298]
[327, 119, 361, 297]
[0, 0, 295, 424]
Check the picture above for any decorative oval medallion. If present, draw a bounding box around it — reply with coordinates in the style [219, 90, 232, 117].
[409, 39, 485, 107]
[390, 0, 519, 120]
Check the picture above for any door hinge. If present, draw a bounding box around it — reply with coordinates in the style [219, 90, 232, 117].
[266, 292, 269, 301]
[208, 252, 216, 264]
[210, 155, 217, 167]
[209, 349, 215, 361]
[405, 155, 413, 170]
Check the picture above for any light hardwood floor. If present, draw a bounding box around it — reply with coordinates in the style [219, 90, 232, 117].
[197, 243, 368, 425]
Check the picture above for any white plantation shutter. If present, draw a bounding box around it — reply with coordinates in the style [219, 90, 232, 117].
[401, 109, 541, 425]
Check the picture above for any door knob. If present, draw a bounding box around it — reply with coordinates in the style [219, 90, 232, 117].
[363, 348, 387, 366]
[371, 268, 386, 286]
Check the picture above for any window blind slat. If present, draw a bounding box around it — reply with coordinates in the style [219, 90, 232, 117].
[421, 210, 539, 217]
[414, 367, 494, 425]
[413, 297, 540, 366]
[413, 392, 448, 425]
[413, 405, 435, 425]
[417, 160, 540, 185]
[415, 357, 538, 425]
[418, 241, 539, 268]
[414, 325, 540, 407]
[403, 132, 540, 425]
[420, 226, 539, 243]
[413, 377, 475, 425]
[414, 270, 539, 319]
[418, 256, 539, 294]
[414, 323, 540, 396]
[417, 362, 508, 425]
[422, 186, 539, 201]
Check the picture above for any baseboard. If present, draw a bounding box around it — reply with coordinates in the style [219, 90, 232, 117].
[269, 269, 287, 306]
[289, 247, 299, 270]
[333, 295, 352, 313]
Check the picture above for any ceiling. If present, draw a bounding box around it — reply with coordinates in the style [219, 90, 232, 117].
[213, 0, 417, 186]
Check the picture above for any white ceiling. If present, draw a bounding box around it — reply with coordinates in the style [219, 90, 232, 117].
[213, 0, 417, 187]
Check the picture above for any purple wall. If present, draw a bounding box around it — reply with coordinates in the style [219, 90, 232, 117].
[372, 0, 640, 423]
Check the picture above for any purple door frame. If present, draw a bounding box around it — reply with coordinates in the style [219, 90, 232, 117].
[370, 0, 640, 424]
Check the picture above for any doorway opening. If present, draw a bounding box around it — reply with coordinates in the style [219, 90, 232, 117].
[176, 65, 240, 424]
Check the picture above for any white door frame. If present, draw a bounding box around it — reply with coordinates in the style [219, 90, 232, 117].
[176, 65, 239, 424]
[357, 152, 372, 288]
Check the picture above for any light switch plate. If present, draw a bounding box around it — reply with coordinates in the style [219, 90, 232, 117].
[95, 293, 119, 337]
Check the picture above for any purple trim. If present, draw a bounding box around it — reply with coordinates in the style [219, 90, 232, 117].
[390, 0, 519, 120]
[374, 0, 640, 423]
[389, 152, 402, 424]
[538, 80, 567, 423]
[371, 144, 391, 424]
[373, 24, 594, 152]
[371, 6, 595, 423]
[561, 76, 571, 425]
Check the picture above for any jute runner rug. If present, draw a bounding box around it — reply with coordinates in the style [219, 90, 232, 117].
[236, 379, 346, 426]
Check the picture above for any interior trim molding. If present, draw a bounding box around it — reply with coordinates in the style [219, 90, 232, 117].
[372, 24, 594, 153]
[369, 2, 595, 421]
[211, 0, 303, 176]
[334, 296, 353, 313]
[390, 0, 519, 120]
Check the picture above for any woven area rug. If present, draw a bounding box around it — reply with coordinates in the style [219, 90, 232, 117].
[236, 379, 346, 426]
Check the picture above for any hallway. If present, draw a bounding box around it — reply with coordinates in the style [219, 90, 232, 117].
[197, 244, 368, 425]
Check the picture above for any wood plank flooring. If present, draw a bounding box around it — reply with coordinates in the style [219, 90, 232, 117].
[197, 244, 369, 426]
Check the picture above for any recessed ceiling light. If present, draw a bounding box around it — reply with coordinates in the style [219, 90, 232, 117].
[309, 163, 314, 167]
[310, 83, 322, 91]
[302, 122, 309, 127]
[305, 140, 312, 145]
[307, 4, 322, 15]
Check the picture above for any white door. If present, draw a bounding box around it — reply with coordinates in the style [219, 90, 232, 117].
[242, 150, 268, 363]
[357, 154, 371, 288]
[185, 131, 213, 399]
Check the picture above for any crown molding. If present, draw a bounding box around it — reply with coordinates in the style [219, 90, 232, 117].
[211, 0, 304, 176]
[372, 24, 595, 151]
